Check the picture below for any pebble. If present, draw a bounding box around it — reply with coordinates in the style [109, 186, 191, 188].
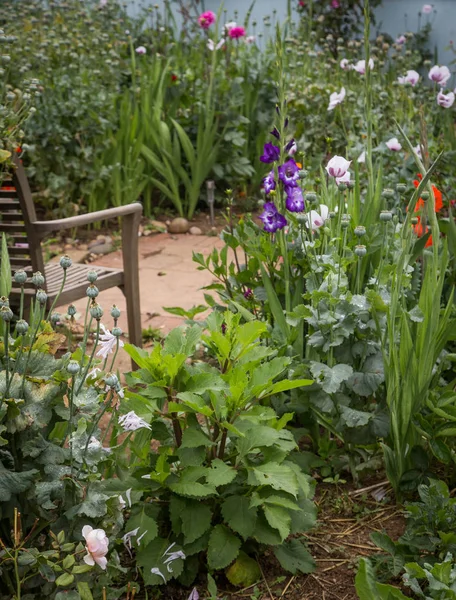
[167, 217, 190, 234]
[189, 226, 203, 235]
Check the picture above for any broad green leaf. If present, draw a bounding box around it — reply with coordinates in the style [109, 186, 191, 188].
[0, 468, 38, 502]
[207, 525, 241, 570]
[310, 362, 353, 394]
[56, 573, 75, 587]
[77, 582, 94, 600]
[248, 463, 298, 497]
[226, 552, 261, 587]
[137, 538, 185, 585]
[222, 496, 258, 539]
[126, 505, 159, 547]
[168, 482, 216, 498]
[273, 539, 315, 574]
[263, 505, 291, 541]
[180, 427, 214, 449]
[181, 500, 212, 544]
[206, 459, 237, 487]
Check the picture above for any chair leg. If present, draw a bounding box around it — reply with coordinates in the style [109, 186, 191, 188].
[121, 210, 143, 370]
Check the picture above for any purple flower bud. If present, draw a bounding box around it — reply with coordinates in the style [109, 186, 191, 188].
[262, 170, 276, 195]
[270, 127, 280, 140]
[260, 142, 280, 164]
[243, 288, 253, 300]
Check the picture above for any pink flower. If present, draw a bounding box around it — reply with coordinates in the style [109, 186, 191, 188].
[340, 58, 352, 70]
[135, 46, 146, 55]
[308, 205, 329, 229]
[437, 90, 455, 108]
[428, 65, 451, 87]
[386, 137, 402, 152]
[396, 35, 406, 44]
[331, 0, 340, 7]
[229, 26, 246, 39]
[353, 58, 374, 74]
[82, 526, 109, 570]
[398, 70, 420, 86]
[328, 87, 346, 111]
[422, 4, 433, 14]
[245, 35, 256, 44]
[198, 11, 216, 29]
[326, 156, 351, 178]
[336, 171, 351, 186]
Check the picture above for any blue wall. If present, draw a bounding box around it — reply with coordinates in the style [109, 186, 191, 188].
[128, 0, 456, 65]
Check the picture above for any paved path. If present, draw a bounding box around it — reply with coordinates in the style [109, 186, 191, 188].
[57, 232, 224, 373]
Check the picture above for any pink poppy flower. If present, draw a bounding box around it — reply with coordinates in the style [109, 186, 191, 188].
[228, 26, 246, 39]
[198, 11, 216, 29]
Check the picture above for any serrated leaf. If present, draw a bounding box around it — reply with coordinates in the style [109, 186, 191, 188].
[126, 505, 159, 547]
[180, 427, 214, 449]
[222, 496, 258, 539]
[263, 505, 291, 541]
[137, 538, 185, 585]
[181, 501, 212, 544]
[310, 362, 353, 394]
[206, 459, 237, 486]
[168, 482, 216, 498]
[274, 539, 315, 574]
[248, 463, 298, 497]
[0, 468, 38, 501]
[207, 525, 241, 570]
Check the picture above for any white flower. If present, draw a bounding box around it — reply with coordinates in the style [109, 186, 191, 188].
[398, 70, 420, 86]
[96, 324, 124, 360]
[82, 526, 109, 570]
[207, 38, 225, 51]
[118, 495, 126, 510]
[188, 589, 199, 600]
[99, 0, 107, 6]
[336, 171, 351, 186]
[245, 35, 256, 44]
[340, 58, 351, 70]
[422, 4, 433, 14]
[386, 137, 402, 152]
[118, 411, 151, 431]
[428, 65, 451, 87]
[126, 488, 132, 508]
[307, 205, 329, 229]
[396, 35, 406, 44]
[353, 58, 374, 74]
[437, 89, 455, 108]
[326, 155, 351, 178]
[135, 46, 146, 55]
[88, 367, 101, 379]
[163, 542, 186, 573]
[151, 567, 166, 584]
[123, 527, 140, 556]
[328, 87, 346, 111]
[357, 150, 366, 163]
[414, 144, 422, 158]
[287, 141, 297, 156]
[225, 21, 237, 32]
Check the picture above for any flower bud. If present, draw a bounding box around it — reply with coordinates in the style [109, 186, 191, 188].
[87, 270, 98, 283]
[14, 270, 27, 285]
[296, 214, 307, 225]
[0, 305, 13, 322]
[396, 183, 407, 194]
[382, 188, 394, 199]
[411, 216, 419, 225]
[305, 192, 317, 202]
[86, 284, 99, 299]
[67, 304, 77, 317]
[15, 319, 29, 335]
[298, 169, 308, 179]
[67, 360, 80, 375]
[110, 305, 121, 319]
[50, 312, 61, 326]
[105, 372, 119, 388]
[380, 210, 393, 222]
[31, 271, 45, 288]
[354, 245, 367, 257]
[59, 255, 72, 270]
[329, 211, 336, 219]
[354, 225, 366, 237]
[112, 326, 123, 337]
[90, 303, 103, 320]
[36, 289, 47, 305]
[338, 183, 347, 192]
[420, 191, 430, 201]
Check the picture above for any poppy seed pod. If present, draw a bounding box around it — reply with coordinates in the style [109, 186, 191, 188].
[382, 188, 394, 199]
[354, 226, 366, 237]
[338, 183, 347, 192]
[105, 373, 119, 388]
[411, 217, 419, 225]
[87, 270, 98, 283]
[90, 303, 104, 320]
[50, 312, 61, 326]
[112, 326, 123, 337]
[380, 211, 393, 222]
[67, 304, 77, 317]
[396, 183, 407, 194]
[86, 285, 99, 299]
[15, 319, 29, 335]
[67, 360, 80, 375]
[0, 305, 14, 322]
[341, 218, 350, 229]
[31, 271, 45, 288]
[60, 255, 72, 270]
[36, 289, 47, 305]
[420, 191, 430, 201]
[305, 192, 317, 203]
[354, 245, 367, 257]
[110, 305, 121, 319]
[0, 296, 9, 308]
[14, 270, 27, 285]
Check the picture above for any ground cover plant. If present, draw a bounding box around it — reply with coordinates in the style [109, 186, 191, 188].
[1, 0, 456, 598]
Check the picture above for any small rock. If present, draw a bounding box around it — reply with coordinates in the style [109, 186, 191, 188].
[167, 217, 189, 234]
[189, 226, 203, 236]
[90, 242, 113, 255]
[150, 220, 167, 232]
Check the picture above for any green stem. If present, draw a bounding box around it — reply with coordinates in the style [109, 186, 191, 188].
[14, 550, 21, 600]
[79, 391, 113, 476]
[19, 287, 24, 322]
[76, 320, 101, 396]
[47, 270, 67, 321]
[109, 338, 120, 372]
[4, 321, 10, 396]
[375, 222, 388, 287]
[20, 304, 44, 397]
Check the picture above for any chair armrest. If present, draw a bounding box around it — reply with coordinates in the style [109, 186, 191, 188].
[32, 202, 143, 237]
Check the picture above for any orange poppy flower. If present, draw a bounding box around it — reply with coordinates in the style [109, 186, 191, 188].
[413, 216, 433, 247]
[412, 174, 443, 212]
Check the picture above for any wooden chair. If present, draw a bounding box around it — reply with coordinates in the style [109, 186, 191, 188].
[0, 158, 143, 355]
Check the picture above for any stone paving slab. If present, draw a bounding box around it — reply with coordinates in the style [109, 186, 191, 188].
[57, 232, 224, 373]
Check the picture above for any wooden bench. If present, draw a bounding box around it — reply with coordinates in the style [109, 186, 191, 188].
[1, 157, 143, 354]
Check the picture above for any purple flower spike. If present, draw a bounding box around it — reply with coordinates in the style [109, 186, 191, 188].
[259, 202, 287, 233]
[260, 142, 280, 163]
[270, 127, 280, 140]
[262, 170, 276, 195]
[285, 186, 305, 212]
[278, 159, 299, 187]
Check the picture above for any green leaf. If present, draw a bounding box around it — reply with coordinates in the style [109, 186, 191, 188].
[77, 582, 94, 600]
[168, 481, 216, 498]
[62, 555, 75, 569]
[206, 459, 237, 487]
[226, 552, 261, 587]
[310, 362, 353, 394]
[248, 463, 299, 497]
[207, 525, 241, 570]
[181, 501, 212, 544]
[222, 496, 258, 540]
[56, 573, 75, 587]
[72, 564, 93, 574]
[126, 505, 159, 547]
[0, 468, 38, 501]
[0, 233, 11, 298]
[180, 427, 214, 449]
[263, 505, 291, 541]
[339, 405, 373, 428]
[273, 539, 315, 574]
[260, 264, 289, 338]
[137, 538, 185, 585]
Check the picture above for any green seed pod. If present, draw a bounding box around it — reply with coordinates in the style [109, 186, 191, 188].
[36, 289, 47, 305]
[90, 303, 104, 321]
[354, 245, 367, 257]
[31, 271, 45, 288]
[67, 304, 77, 317]
[354, 225, 366, 237]
[396, 183, 407, 194]
[60, 255, 72, 270]
[380, 210, 393, 222]
[15, 319, 29, 335]
[105, 373, 119, 388]
[87, 270, 98, 283]
[110, 305, 121, 319]
[0, 305, 13, 322]
[382, 188, 394, 199]
[14, 270, 27, 285]
[86, 285, 99, 299]
[67, 360, 80, 375]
